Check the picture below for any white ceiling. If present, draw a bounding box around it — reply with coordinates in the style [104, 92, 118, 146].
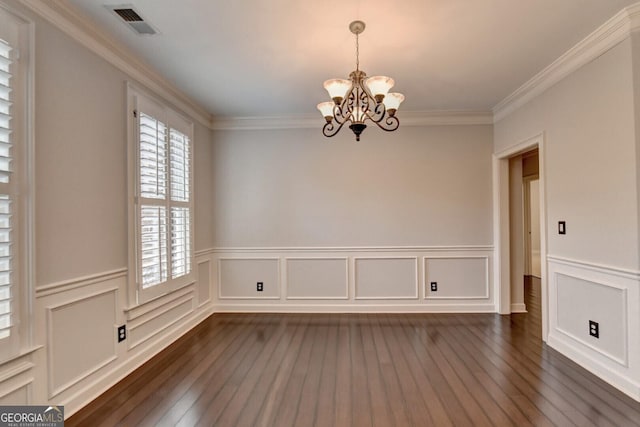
[65, 0, 637, 118]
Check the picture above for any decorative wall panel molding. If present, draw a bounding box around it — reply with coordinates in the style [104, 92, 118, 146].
[547, 256, 640, 400]
[197, 259, 212, 307]
[124, 284, 194, 321]
[354, 257, 419, 300]
[424, 256, 490, 299]
[554, 273, 627, 365]
[0, 358, 34, 405]
[127, 295, 194, 350]
[547, 255, 640, 279]
[61, 304, 216, 417]
[46, 288, 118, 398]
[0, 380, 31, 405]
[211, 246, 494, 311]
[210, 245, 493, 254]
[218, 258, 280, 300]
[285, 258, 349, 300]
[35, 268, 127, 298]
[34, 259, 216, 416]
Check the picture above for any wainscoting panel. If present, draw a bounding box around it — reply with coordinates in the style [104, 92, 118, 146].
[354, 257, 419, 300]
[47, 289, 117, 398]
[211, 246, 494, 311]
[424, 257, 489, 299]
[556, 273, 627, 365]
[218, 258, 280, 299]
[127, 295, 194, 350]
[0, 355, 35, 405]
[197, 259, 211, 307]
[286, 258, 348, 300]
[0, 382, 29, 405]
[34, 263, 218, 417]
[547, 256, 640, 400]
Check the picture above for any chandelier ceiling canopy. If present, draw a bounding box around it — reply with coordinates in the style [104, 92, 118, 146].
[318, 20, 404, 141]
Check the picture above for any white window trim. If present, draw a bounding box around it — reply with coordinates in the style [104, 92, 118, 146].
[0, 2, 35, 362]
[126, 83, 195, 306]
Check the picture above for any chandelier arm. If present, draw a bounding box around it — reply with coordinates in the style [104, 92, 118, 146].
[333, 85, 355, 123]
[357, 78, 373, 114]
[364, 102, 387, 123]
[322, 118, 349, 138]
[360, 89, 371, 117]
[370, 114, 400, 132]
[332, 101, 349, 124]
[337, 85, 360, 124]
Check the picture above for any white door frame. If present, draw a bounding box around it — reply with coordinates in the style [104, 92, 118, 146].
[493, 132, 549, 341]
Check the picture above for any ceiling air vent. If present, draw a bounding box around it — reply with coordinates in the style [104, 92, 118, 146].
[106, 4, 158, 35]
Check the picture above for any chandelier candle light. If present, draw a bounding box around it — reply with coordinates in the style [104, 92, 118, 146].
[317, 20, 404, 141]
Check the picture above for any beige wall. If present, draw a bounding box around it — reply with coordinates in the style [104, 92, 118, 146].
[1, 2, 217, 414]
[35, 17, 129, 286]
[495, 38, 639, 270]
[35, 16, 214, 286]
[633, 33, 640, 272]
[193, 122, 215, 252]
[495, 35, 640, 399]
[212, 125, 494, 247]
[10, 0, 640, 410]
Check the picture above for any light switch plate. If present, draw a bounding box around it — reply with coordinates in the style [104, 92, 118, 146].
[558, 221, 566, 235]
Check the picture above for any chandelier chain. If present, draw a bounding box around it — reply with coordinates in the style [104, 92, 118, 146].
[356, 32, 360, 71]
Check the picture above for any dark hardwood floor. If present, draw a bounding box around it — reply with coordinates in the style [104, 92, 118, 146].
[67, 278, 640, 426]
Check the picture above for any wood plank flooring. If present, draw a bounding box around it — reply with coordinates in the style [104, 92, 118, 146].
[67, 278, 640, 426]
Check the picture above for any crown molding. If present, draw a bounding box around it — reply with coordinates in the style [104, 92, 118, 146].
[401, 110, 493, 126]
[211, 115, 319, 131]
[211, 110, 493, 131]
[19, 0, 213, 128]
[493, 2, 640, 123]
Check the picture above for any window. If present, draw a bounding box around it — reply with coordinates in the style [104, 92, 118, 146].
[128, 87, 194, 303]
[0, 7, 31, 359]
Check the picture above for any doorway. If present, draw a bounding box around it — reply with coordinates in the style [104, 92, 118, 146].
[524, 176, 541, 278]
[508, 149, 539, 313]
[493, 133, 548, 340]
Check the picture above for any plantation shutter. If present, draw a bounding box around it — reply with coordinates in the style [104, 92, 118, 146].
[135, 95, 193, 293]
[0, 38, 14, 339]
[138, 111, 168, 288]
[169, 128, 190, 279]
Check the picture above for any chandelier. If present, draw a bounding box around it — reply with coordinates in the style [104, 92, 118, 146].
[317, 20, 404, 141]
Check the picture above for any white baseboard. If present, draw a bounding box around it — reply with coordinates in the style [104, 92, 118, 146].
[510, 303, 527, 313]
[213, 303, 496, 313]
[548, 329, 640, 402]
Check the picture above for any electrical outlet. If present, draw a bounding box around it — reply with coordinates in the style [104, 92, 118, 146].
[589, 320, 599, 338]
[558, 221, 566, 235]
[117, 325, 127, 342]
[257, 282, 263, 292]
[430, 282, 438, 292]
